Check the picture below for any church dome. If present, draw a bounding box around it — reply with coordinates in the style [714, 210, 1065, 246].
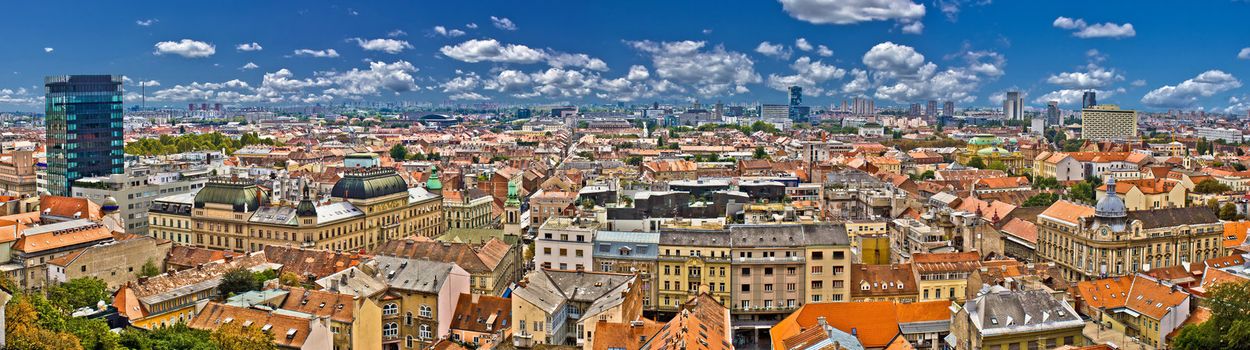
[1095, 178, 1128, 218]
[194, 178, 267, 212]
[968, 134, 1000, 146]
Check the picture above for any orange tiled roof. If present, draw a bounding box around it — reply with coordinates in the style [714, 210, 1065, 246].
[851, 264, 918, 298]
[770, 300, 950, 350]
[264, 246, 367, 280]
[450, 293, 511, 334]
[189, 302, 314, 348]
[1076, 274, 1189, 320]
[1223, 221, 1250, 248]
[11, 222, 113, 253]
[1039, 200, 1095, 225]
[999, 218, 1038, 244]
[278, 287, 356, 323]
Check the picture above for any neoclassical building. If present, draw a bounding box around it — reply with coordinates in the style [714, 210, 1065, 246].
[1036, 178, 1224, 281]
[152, 168, 445, 253]
[955, 134, 1028, 173]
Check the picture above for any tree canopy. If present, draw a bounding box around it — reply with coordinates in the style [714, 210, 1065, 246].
[1195, 179, 1232, 194]
[218, 267, 261, 297]
[1172, 280, 1250, 350]
[125, 132, 281, 156]
[47, 277, 110, 311]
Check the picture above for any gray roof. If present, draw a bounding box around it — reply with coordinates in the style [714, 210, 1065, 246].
[374, 256, 454, 293]
[316, 266, 388, 298]
[966, 290, 1083, 337]
[513, 269, 636, 315]
[408, 187, 440, 204]
[595, 231, 660, 245]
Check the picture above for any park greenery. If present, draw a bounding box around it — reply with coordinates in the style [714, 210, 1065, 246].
[124, 132, 281, 156]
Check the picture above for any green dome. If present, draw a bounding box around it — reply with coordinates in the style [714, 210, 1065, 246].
[194, 178, 267, 212]
[976, 147, 1012, 156]
[425, 166, 442, 191]
[968, 134, 1000, 146]
[331, 168, 409, 200]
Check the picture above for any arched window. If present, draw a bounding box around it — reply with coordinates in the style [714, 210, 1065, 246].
[406, 336, 414, 348]
[419, 324, 432, 339]
[384, 323, 398, 337]
[405, 312, 413, 325]
[419, 304, 432, 318]
[383, 303, 398, 316]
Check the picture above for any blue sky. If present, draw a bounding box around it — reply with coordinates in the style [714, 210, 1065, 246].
[3, 0, 1250, 113]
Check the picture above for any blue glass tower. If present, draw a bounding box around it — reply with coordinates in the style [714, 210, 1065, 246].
[44, 75, 124, 197]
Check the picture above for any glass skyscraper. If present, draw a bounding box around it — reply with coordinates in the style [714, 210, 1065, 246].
[44, 75, 124, 197]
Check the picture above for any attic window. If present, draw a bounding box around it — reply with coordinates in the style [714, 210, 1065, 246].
[223, 318, 233, 324]
[262, 324, 272, 332]
[990, 317, 998, 325]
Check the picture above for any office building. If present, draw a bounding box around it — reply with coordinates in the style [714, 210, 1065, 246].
[1082, 91, 1097, 109]
[1194, 126, 1243, 144]
[926, 100, 937, 117]
[72, 166, 210, 235]
[788, 86, 802, 106]
[44, 75, 125, 196]
[760, 104, 790, 120]
[1002, 91, 1023, 120]
[1046, 101, 1060, 126]
[1080, 104, 1138, 140]
[943, 101, 954, 117]
[909, 103, 922, 117]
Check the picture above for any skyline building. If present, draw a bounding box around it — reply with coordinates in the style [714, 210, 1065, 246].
[926, 100, 937, 117]
[1002, 91, 1024, 120]
[943, 101, 954, 116]
[1046, 101, 1060, 126]
[44, 75, 125, 197]
[1082, 91, 1098, 109]
[1081, 104, 1138, 140]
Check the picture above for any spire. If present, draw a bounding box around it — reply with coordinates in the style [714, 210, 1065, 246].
[426, 166, 443, 193]
[505, 178, 520, 207]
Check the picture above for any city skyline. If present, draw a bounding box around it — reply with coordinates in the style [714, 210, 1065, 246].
[2, 1, 1250, 113]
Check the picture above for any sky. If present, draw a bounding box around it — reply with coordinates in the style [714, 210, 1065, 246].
[3, 0, 1250, 113]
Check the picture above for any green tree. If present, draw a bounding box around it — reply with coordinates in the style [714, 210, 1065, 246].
[753, 146, 769, 160]
[139, 258, 161, 278]
[219, 267, 261, 297]
[1033, 176, 1060, 190]
[120, 322, 216, 350]
[918, 170, 935, 180]
[625, 156, 644, 166]
[389, 144, 408, 161]
[966, 156, 986, 169]
[1172, 280, 1250, 350]
[1195, 179, 1232, 194]
[211, 323, 276, 350]
[1235, 162, 1248, 171]
[47, 277, 109, 311]
[987, 160, 1008, 172]
[1022, 193, 1060, 207]
[1220, 203, 1240, 221]
[1069, 181, 1096, 204]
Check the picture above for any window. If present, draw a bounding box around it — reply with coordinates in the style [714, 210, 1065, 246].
[420, 324, 432, 339]
[384, 323, 398, 337]
[742, 284, 750, 292]
[811, 266, 823, 275]
[406, 336, 415, 348]
[764, 268, 773, 275]
[764, 284, 773, 292]
[741, 268, 750, 276]
[383, 303, 398, 316]
[812, 251, 824, 260]
[811, 281, 823, 290]
[405, 312, 413, 325]
[420, 305, 432, 318]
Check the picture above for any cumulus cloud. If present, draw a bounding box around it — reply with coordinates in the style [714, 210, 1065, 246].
[240, 62, 260, 70]
[816, 45, 833, 57]
[1131, 79, 1146, 87]
[387, 29, 408, 37]
[546, 52, 609, 71]
[767, 56, 846, 95]
[293, 48, 340, 58]
[1141, 70, 1242, 108]
[352, 38, 413, 54]
[144, 60, 420, 104]
[849, 41, 1005, 103]
[323, 60, 420, 97]
[627, 40, 761, 97]
[433, 26, 465, 37]
[491, 16, 517, 31]
[627, 65, 650, 81]
[1045, 53, 1124, 90]
[153, 39, 216, 58]
[1033, 88, 1117, 106]
[755, 41, 792, 59]
[441, 71, 481, 93]
[935, 0, 989, 22]
[901, 21, 924, 34]
[1239, 48, 1250, 60]
[440, 39, 545, 64]
[466, 23, 478, 29]
[44, 47, 53, 53]
[236, 42, 263, 51]
[450, 92, 490, 101]
[777, 0, 925, 25]
[135, 19, 158, 26]
[1053, 16, 1135, 39]
[795, 38, 813, 51]
[0, 88, 42, 106]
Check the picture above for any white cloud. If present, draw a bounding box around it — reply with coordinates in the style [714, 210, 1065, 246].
[850, 42, 1005, 103]
[901, 21, 924, 34]
[1033, 88, 1117, 106]
[702, 29, 714, 35]
[546, 52, 608, 71]
[466, 23, 478, 29]
[816, 45, 833, 57]
[1239, 48, 1250, 60]
[441, 72, 481, 93]
[767, 56, 846, 95]
[491, 16, 518, 31]
[293, 48, 340, 58]
[484, 70, 532, 93]
[777, 0, 925, 25]
[795, 38, 813, 51]
[135, 19, 158, 26]
[755, 41, 792, 59]
[1053, 16, 1135, 39]
[450, 92, 490, 101]
[1142, 70, 1242, 108]
[236, 42, 263, 51]
[433, 26, 465, 37]
[136, 80, 160, 87]
[352, 38, 413, 54]
[241, 62, 260, 70]
[0, 87, 41, 105]
[153, 39, 216, 58]
[1046, 61, 1123, 90]
[627, 65, 650, 81]
[1131, 79, 1146, 87]
[627, 40, 761, 97]
[322, 60, 420, 97]
[440, 39, 545, 64]
[43, 47, 53, 53]
[388, 29, 408, 37]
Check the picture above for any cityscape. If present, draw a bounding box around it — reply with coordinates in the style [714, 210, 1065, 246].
[4, 1, 1250, 350]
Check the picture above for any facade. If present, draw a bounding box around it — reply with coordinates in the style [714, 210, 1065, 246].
[45, 75, 125, 197]
[11, 219, 116, 291]
[148, 192, 195, 245]
[535, 217, 599, 271]
[72, 165, 208, 235]
[374, 236, 518, 296]
[1037, 179, 1225, 281]
[1081, 104, 1138, 140]
[0, 151, 37, 196]
[1094, 178, 1186, 210]
[1193, 126, 1242, 144]
[1002, 91, 1023, 120]
[1075, 274, 1191, 349]
[511, 269, 641, 348]
[46, 235, 172, 291]
[952, 290, 1085, 350]
[912, 252, 981, 303]
[449, 293, 511, 349]
[656, 229, 733, 313]
[373, 256, 472, 350]
[158, 168, 445, 254]
[443, 188, 494, 229]
[591, 231, 659, 310]
[114, 251, 269, 329]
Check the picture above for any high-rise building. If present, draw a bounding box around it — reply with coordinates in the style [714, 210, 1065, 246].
[788, 86, 802, 106]
[1046, 101, 1061, 126]
[1082, 91, 1097, 109]
[1002, 91, 1024, 120]
[852, 97, 874, 116]
[926, 100, 937, 117]
[909, 103, 922, 116]
[1081, 104, 1138, 140]
[943, 101, 955, 116]
[44, 75, 124, 197]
